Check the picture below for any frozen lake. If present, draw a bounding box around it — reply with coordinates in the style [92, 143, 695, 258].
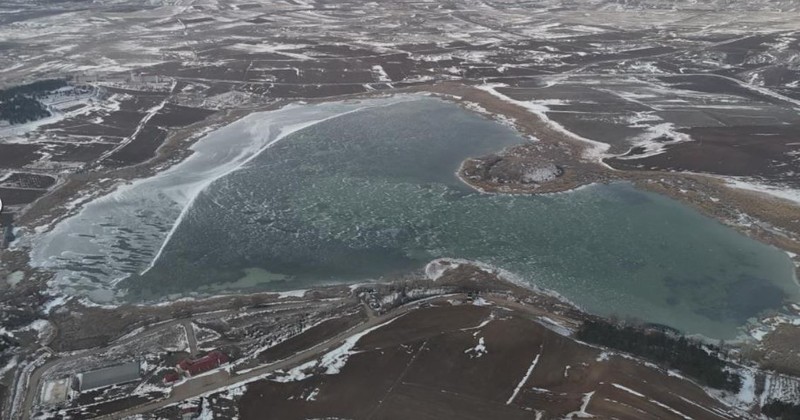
[33, 96, 799, 339]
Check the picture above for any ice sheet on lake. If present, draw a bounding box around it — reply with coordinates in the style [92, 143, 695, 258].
[30, 96, 416, 302]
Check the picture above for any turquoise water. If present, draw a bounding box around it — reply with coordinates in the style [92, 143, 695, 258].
[117, 97, 798, 339]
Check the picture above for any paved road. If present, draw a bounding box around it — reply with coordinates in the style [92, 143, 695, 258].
[181, 320, 199, 356]
[94, 296, 450, 419]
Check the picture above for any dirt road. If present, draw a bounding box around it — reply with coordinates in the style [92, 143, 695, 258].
[181, 320, 198, 356]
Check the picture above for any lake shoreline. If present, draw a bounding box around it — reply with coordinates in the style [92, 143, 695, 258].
[12, 82, 800, 277]
[415, 83, 800, 283]
[4, 81, 800, 334]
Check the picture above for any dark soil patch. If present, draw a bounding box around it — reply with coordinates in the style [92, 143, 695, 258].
[0, 187, 46, 205]
[374, 382, 535, 420]
[562, 46, 675, 66]
[358, 305, 491, 350]
[401, 316, 544, 403]
[266, 83, 368, 99]
[103, 123, 168, 167]
[148, 104, 215, 128]
[237, 302, 737, 420]
[184, 16, 214, 24]
[47, 142, 115, 163]
[257, 311, 366, 363]
[241, 344, 421, 420]
[47, 121, 135, 138]
[60, 103, 87, 113]
[605, 125, 800, 188]
[0, 144, 41, 168]
[42, 108, 144, 138]
[659, 74, 788, 105]
[100, 110, 147, 132]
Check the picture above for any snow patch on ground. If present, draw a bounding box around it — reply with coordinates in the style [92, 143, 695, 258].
[612, 383, 693, 419]
[615, 111, 693, 160]
[506, 345, 542, 405]
[272, 314, 408, 383]
[536, 316, 573, 336]
[461, 314, 494, 332]
[41, 295, 70, 315]
[737, 368, 756, 405]
[705, 366, 762, 412]
[6, 271, 24, 287]
[0, 356, 18, 380]
[464, 337, 487, 358]
[477, 84, 611, 162]
[461, 100, 524, 132]
[424, 258, 580, 308]
[276, 289, 307, 299]
[565, 391, 595, 418]
[472, 297, 491, 306]
[197, 398, 213, 420]
[227, 42, 313, 60]
[424, 259, 460, 280]
[724, 177, 800, 206]
[371, 65, 391, 82]
[305, 387, 320, 401]
[319, 315, 404, 374]
[271, 360, 318, 383]
[24, 319, 52, 341]
[612, 383, 645, 398]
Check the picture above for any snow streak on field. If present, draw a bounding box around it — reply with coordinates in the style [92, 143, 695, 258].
[506, 345, 542, 405]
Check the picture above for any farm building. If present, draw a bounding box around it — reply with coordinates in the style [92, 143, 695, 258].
[176, 351, 229, 377]
[163, 371, 181, 384]
[77, 361, 141, 392]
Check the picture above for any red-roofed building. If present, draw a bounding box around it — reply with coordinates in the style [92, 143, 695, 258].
[176, 351, 229, 377]
[163, 371, 181, 384]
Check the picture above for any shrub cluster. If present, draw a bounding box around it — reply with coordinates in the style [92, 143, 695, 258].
[577, 319, 741, 392]
[0, 79, 68, 124]
[762, 400, 800, 419]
